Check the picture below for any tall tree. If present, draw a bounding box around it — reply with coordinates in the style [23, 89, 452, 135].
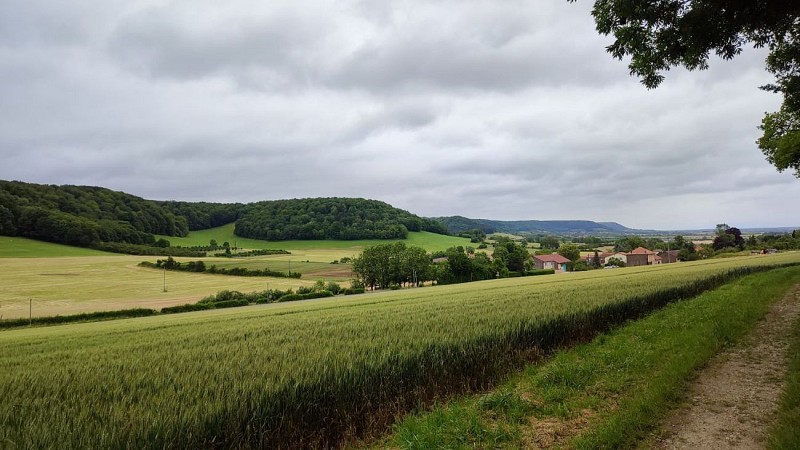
[572, 0, 800, 176]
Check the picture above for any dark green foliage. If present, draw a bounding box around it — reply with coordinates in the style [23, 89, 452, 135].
[524, 269, 556, 276]
[155, 201, 250, 231]
[713, 224, 746, 251]
[161, 303, 215, 314]
[344, 288, 365, 295]
[277, 291, 334, 302]
[556, 243, 580, 262]
[93, 242, 206, 257]
[213, 299, 250, 309]
[0, 181, 189, 243]
[212, 249, 290, 258]
[0, 308, 157, 330]
[140, 259, 301, 278]
[235, 198, 448, 241]
[352, 242, 432, 289]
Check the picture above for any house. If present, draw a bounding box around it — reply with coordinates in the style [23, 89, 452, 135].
[582, 252, 614, 266]
[534, 254, 571, 272]
[628, 247, 659, 266]
[606, 252, 629, 266]
[658, 250, 679, 263]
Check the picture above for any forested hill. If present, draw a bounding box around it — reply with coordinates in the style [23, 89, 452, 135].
[0, 180, 189, 247]
[155, 201, 250, 231]
[235, 198, 449, 241]
[432, 216, 635, 235]
[0, 181, 449, 248]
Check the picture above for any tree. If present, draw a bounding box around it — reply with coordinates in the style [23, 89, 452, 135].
[573, 0, 800, 177]
[540, 235, 560, 250]
[592, 250, 602, 268]
[557, 243, 580, 262]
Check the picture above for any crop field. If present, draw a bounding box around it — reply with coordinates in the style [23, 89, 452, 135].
[0, 236, 113, 258]
[157, 223, 473, 255]
[1, 252, 799, 448]
[0, 255, 315, 319]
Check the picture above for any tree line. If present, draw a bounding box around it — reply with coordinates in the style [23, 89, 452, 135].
[234, 197, 449, 241]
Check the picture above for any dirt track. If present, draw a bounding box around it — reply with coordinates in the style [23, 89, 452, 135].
[652, 284, 800, 449]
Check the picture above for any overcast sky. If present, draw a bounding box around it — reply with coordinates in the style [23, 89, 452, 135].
[1, 0, 797, 230]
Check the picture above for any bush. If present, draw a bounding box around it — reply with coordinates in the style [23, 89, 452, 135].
[325, 282, 342, 295]
[276, 294, 304, 302]
[524, 269, 556, 277]
[344, 288, 366, 295]
[213, 299, 250, 309]
[161, 303, 214, 314]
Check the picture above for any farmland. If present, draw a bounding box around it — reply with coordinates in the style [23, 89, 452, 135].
[0, 255, 316, 319]
[0, 229, 470, 319]
[1, 252, 799, 448]
[157, 223, 472, 254]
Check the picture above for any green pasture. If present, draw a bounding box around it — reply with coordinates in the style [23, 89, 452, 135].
[1, 253, 799, 448]
[157, 223, 472, 255]
[0, 236, 112, 258]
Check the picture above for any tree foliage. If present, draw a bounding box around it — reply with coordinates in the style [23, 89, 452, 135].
[557, 243, 581, 262]
[352, 242, 432, 289]
[0, 180, 190, 247]
[575, 0, 800, 176]
[235, 198, 448, 241]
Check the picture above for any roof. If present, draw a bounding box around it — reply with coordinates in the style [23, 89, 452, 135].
[629, 247, 656, 254]
[534, 254, 572, 264]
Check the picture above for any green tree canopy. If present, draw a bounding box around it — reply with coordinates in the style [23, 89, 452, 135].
[573, 0, 800, 176]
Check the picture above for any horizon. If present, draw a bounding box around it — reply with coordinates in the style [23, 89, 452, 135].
[1, 1, 798, 230]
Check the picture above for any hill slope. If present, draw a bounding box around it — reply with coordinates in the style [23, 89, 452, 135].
[0, 180, 189, 247]
[235, 198, 448, 241]
[432, 216, 634, 235]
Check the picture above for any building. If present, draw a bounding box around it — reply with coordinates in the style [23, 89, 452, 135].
[658, 250, 679, 264]
[533, 254, 572, 272]
[627, 247, 659, 266]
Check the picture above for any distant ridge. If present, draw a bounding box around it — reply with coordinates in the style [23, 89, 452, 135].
[431, 216, 639, 235]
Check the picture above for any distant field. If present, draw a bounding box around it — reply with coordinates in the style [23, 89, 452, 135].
[0, 236, 113, 258]
[0, 256, 315, 319]
[2, 253, 798, 449]
[157, 223, 472, 255]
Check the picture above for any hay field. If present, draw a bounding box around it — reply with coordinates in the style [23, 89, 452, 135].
[0, 255, 315, 319]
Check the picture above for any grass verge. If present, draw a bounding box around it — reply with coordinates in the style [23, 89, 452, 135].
[387, 266, 800, 449]
[769, 301, 800, 449]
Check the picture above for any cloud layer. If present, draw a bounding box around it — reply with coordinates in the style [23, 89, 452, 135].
[1, 0, 797, 229]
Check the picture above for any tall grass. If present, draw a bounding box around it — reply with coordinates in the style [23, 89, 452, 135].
[0, 254, 798, 448]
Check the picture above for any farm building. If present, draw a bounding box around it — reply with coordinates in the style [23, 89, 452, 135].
[533, 254, 571, 272]
[658, 250, 679, 264]
[627, 247, 659, 267]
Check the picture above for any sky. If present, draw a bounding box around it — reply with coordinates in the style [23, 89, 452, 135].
[1, 0, 798, 230]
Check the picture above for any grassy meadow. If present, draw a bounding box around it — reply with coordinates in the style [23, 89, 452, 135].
[157, 223, 473, 255]
[0, 255, 316, 319]
[1, 252, 799, 448]
[0, 236, 113, 258]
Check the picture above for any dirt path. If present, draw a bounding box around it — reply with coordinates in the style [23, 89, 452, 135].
[651, 284, 800, 449]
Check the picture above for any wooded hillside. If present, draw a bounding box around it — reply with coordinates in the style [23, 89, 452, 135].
[235, 198, 449, 241]
[0, 180, 189, 247]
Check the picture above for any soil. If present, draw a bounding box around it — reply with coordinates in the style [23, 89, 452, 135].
[651, 284, 800, 449]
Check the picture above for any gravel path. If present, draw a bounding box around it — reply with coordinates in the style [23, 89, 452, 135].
[652, 284, 800, 449]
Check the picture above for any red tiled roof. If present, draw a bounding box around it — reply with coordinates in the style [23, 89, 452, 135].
[629, 247, 656, 254]
[535, 254, 571, 263]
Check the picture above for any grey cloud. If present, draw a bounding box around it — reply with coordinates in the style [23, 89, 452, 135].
[0, 0, 797, 230]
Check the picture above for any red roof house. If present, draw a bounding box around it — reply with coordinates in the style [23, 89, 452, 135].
[534, 254, 571, 272]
